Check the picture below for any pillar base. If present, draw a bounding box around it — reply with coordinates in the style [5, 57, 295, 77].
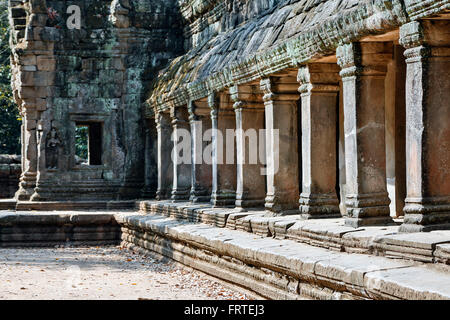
[345, 216, 395, 228]
[156, 189, 171, 201]
[15, 172, 37, 201]
[399, 220, 450, 233]
[211, 191, 236, 207]
[171, 188, 191, 202]
[235, 198, 265, 211]
[299, 193, 341, 219]
[400, 200, 450, 232]
[190, 188, 210, 203]
[15, 187, 35, 201]
[301, 212, 342, 220]
[265, 193, 299, 215]
[344, 193, 393, 227]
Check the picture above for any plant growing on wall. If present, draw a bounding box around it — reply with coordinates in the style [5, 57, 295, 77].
[0, 0, 21, 155]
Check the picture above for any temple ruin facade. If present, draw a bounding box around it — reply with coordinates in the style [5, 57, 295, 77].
[2, 0, 450, 300]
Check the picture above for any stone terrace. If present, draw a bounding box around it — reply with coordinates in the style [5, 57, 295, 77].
[4, 0, 450, 300]
[0, 207, 449, 300]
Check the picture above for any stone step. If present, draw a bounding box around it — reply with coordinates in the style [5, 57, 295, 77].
[15, 200, 136, 211]
[117, 212, 450, 300]
[0, 199, 16, 210]
[0, 211, 121, 247]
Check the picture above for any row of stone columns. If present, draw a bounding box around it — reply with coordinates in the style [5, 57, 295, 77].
[148, 20, 450, 232]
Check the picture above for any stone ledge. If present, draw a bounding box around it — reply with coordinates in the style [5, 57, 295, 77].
[118, 212, 450, 300]
[15, 200, 136, 211]
[138, 201, 450, 266]
[0, 200, 17, 210]
[0, 211, 121, 247]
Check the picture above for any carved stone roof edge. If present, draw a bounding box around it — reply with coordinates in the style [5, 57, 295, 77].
[405, 0, 450, 21]
[145, 0, 424, 118]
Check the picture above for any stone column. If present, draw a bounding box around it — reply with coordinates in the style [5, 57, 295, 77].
[260, 77, 300, 215]
[337, 42, 394, 227]
[141, 118, 158, 199]
[170, 106, 191, 202]
[155, 111, 173, 200]
[209, 92, 237, 207]
[16, 108, 38, 200]
[230, 84, 266, 211]
[188, 100, 212, 202]
[297, 64, 341, 219]
[399, 20, 450, 232]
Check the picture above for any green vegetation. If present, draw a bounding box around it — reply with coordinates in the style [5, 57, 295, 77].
[0, 0, 21, 155]
[75, 125, 89, 160]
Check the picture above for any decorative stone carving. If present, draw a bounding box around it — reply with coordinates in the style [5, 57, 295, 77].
[45, 127, 61, 169]
[109, 0, 131, 29]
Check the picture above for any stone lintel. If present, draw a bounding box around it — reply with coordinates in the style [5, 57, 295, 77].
[260, 77, 300, 102]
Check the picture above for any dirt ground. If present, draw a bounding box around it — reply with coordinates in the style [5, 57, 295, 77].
[0, 246, 252, 300]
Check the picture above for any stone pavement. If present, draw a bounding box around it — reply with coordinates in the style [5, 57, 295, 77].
[0, 246, 251, 300]
[1, 206, 449, 300]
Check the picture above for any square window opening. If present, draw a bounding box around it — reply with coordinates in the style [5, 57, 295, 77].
[75, 122, 103, 166]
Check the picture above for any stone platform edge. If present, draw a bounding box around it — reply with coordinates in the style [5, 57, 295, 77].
[117, 212, 450, 300]
[137, 201, 450, 266]
[0, 199, 137, 211]
[0, 212, 121, 247]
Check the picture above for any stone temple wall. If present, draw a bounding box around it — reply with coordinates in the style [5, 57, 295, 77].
[8, 0, 183, 201]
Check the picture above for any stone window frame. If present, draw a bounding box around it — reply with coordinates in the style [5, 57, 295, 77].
[69, 114, 108, 170]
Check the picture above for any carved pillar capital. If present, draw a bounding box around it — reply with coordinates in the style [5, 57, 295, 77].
[297, 66, 312, 94]
[337, 42, 391, 78]
[187, 100, 198, 123]
[400, 21, 429, 63]
[336, 43, 361, 77]
[399, 21, 424, 48]
[297, 64, 340, 95]
[229, 84, 244, 111]
[207, 92, 219, 120]
[170, 106, 189, 127]
[154, 111, 167, 129]
[260, 78, 277, 102]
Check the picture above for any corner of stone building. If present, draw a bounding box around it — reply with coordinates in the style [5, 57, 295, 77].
[7, 0, 184, 202]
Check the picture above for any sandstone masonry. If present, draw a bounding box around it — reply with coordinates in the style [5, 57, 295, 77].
[4, 0, 450, 300]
